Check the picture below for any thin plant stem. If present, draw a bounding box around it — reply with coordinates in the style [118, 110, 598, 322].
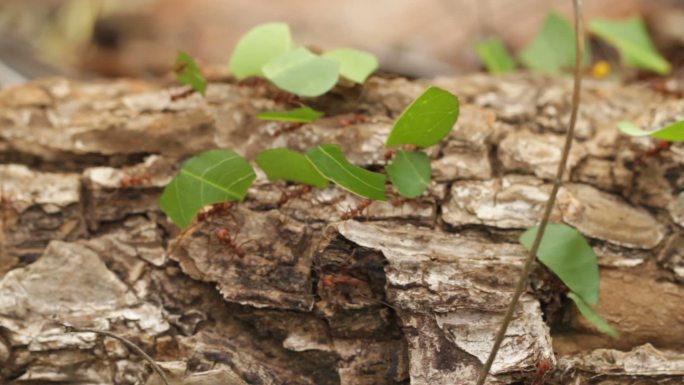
[475, 0, 585, 384]
[63, 324, 170, 385]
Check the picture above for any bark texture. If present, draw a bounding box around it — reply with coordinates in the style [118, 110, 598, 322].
[0, 74, 683, 385]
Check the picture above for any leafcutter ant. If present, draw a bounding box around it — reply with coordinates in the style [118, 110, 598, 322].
[338, 113, 368, 127]
[384, 144, 419, 163]
[272, 122, 304, 137]
[214, 226, 252, 258]
[120, 174, 152, 188]
[634, 139, 671, 166]
[340, 199, 372, 220]
[532, 357, 553, 385]
[278, 185, 312, 206]
[170, 88, 196, 101]
[196, 202, 233, 222]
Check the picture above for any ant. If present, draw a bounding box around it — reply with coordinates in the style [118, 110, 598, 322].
[532, 357, 553, 385]
[650, 79, 684, 98]
[170, 88, 196, 101]
[214, 226, 252, 258]
[278, 185, 312, 206]
[634, 139, 671, 166]
[271, 90, 300, 105]
[196, 202, 233, 222]
[338, 113, 368, 127]
[321, 272, 366, 289]
[340, 199, 372, 220]
[272, 122, 304, 137]
[120, 174, 152, 188]
[383, 144, 419, 163]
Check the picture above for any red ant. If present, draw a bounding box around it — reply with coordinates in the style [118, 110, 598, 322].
[532, 358, 553, 385]
[321, 273, 366, 289]
[170, 88, 196, 101]
[272, 122, 304, 137]
[634, 139, 671, 166]
[650, 79, 684, 98]
[278, 185, 312, 206]
[384, 145, 419, 162]
[271, 90, 300, 105]
[338, 113, 368, 127]
[214, 226, 252, 258]
[196, 202, 233, 222]
[120, 174, 152, 188]
[340, 199, 372, 220]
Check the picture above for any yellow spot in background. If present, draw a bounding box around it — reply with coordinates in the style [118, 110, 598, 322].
[592, 61, 612, 79]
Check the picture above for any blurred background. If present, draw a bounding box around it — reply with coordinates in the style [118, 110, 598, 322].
[1, 0, 684, 85]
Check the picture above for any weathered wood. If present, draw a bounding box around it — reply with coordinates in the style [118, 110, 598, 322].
[0, 74, 683, 384]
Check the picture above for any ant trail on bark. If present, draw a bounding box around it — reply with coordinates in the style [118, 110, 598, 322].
[477, 1, 585, 384]
[62, 324, 170, 385]
[634, 140, 671, 165]
[166, 202, 234, 258]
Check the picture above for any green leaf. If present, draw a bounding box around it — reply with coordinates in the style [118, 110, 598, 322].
[618, 120, 684, 141]
[159, 149, 256, 229]
[322, 48, 379, 83]
[257, 106, 324, 123]
[174, 51, 207, 94]
[256, 148, 328, 187]
[263, 47, 340, 97]
[307, 144, 386, 201]
[568, 292, 620, 338]
[520, 224, 599, 305]
[229, 22, 293, 80]
[387, 150, 431, 198]
[475, 38, 516, 74]
[386, 86, 459, 148]
[590, 17, 670, 75]
[519, 12, 591, 72]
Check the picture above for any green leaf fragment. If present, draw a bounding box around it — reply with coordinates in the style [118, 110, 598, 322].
[307, 144, 386, 201]
[229, 22, 293, 79]
[590, 17, 670, 75]
[263, 47, 340, 97]
[257, 106, 324, 123]
[256, 148, 328, 187]
[475, 38, 516, 74]
[174, 51, 207, 95]
[568, 292, 620, 338]
[159, 149, 256, 229]
[387, 150, 431, 198]
[519, 12, 590, 73]
[520, 224, 600, 306]
[322, 48, 379, 83]
[618, 120, 684, 141]
[386, 86, 459, 148]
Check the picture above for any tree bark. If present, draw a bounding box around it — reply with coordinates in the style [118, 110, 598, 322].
[0, 74, 683, 384]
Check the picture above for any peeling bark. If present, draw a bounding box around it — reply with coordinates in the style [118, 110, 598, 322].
[1, 74, 683, 384]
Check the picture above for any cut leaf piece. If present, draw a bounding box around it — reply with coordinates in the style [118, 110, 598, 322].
[256, 148, 328, 187]
[159, 149, 256, 229]
[263, 47, 340, 97]
[590, 17, 670, 75]
[322, 48, 379, 83]
[229, 22, 293, 79]
[618, 120, 684, 141]
[568, 292, 620, 338]
[475, 38, 516, 74]
[257, 106, 324, 123]
[519, 12, 590, 72]
[387, 150, 431, 198]
[307, 144, 386, 201]
[174, 51, 207, 94]
[386, 86, 459, 148]
[520, 223, 599, 306]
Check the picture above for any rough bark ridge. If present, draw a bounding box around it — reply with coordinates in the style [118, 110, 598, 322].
[1, 74, 683, 385]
